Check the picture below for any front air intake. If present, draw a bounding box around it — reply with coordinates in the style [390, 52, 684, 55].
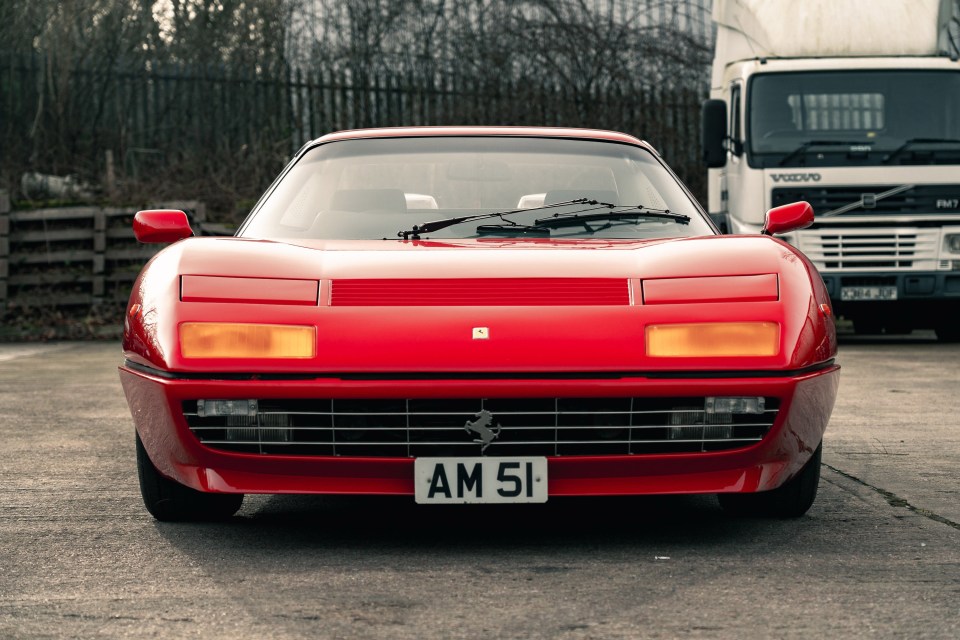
[330, 278, 630, 306]
[183, 397, 779, 457]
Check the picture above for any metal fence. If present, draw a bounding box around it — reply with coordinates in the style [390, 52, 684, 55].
[0, 50, 709, 315]
[1, 53, 708, 203]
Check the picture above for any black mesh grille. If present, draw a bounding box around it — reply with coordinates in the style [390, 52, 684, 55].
[772, 184, 960, 216]
[183, 397, 780, 457]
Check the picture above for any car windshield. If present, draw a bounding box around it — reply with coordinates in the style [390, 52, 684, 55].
[239, 136, 712, 240]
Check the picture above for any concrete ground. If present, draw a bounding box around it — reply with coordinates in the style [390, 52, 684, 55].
[0, 340, 957, 639]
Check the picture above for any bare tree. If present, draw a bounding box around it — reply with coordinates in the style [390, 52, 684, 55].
[0, 0, 712, 213]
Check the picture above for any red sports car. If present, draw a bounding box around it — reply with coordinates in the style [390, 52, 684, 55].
[120, 126, 839, 521]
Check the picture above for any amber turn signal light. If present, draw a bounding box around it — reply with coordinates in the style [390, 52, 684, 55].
[646, 322, 780, 357]
[180, 323, 316, 358]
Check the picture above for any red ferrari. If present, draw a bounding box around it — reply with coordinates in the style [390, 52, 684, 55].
[120, 127, 839, 521]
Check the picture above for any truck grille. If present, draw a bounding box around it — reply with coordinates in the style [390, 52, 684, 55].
[183, 397, 779, 457]
[772, 184, 960, 216]
[796, 228, 939, 271]
[795, 227, 940, 270]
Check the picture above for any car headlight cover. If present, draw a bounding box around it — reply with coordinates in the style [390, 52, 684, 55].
[180, 323, 316, 358]
[646, 322, 780, 357]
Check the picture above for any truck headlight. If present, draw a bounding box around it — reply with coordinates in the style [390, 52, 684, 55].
[946, 234, 960, 253]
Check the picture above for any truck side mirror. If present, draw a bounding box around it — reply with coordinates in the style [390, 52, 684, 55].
[701, 99, 728, 168]
[762, 201, 814, 236]
[133, 210, 194, 243]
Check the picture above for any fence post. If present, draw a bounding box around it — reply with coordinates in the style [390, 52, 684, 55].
[0, 190, 9, 310]
[92, 209, 106, 301]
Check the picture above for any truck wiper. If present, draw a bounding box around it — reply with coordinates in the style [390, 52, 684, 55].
[778, 140, 872, 167]
[882, 138, 960, 164]
[534, 206, 690, 229]
[397, 198, 614, 239]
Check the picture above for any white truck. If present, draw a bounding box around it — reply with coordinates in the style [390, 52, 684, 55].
[702, 0, 960, 340]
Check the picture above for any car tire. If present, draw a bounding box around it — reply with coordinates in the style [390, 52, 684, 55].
[718, 442, 822, 518]
[136, 432, 243, 521]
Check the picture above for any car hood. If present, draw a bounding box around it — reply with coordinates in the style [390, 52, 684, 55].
[125, 235, 834, 374]
[175, 236, 787, 281]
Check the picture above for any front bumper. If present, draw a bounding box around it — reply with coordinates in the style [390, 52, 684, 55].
[120, 363, 839, 497]
[821, 270, 960, 302]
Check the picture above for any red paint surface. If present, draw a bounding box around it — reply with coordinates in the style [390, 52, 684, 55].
[330, 278, 630, 306]
[642, 274, 779, 304]
[310, 126, 647, 148]
[122, 235, 834, 375]
[763, 201, 815, 236]
[133, 210, 193, 243]
[181, 275, 319, 305]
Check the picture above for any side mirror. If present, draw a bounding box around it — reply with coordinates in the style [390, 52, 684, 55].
[701, 99, 728, 168]
[762, 201, 814, 236]
[133, 210, 194, 243]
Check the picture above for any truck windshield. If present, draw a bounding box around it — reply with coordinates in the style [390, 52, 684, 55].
[748, 70, 960, 168]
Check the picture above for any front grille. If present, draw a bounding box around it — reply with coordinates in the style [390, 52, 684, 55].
[772, 184, 960, 216]
[330, 278, 630, 306]
[795, 228, 940, 270]
[840, 276, 896, 287]
[183, 397, 779, 457]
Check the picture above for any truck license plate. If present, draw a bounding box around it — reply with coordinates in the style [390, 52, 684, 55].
[841, 286, 897, 301]
[414, 457, 548, 504]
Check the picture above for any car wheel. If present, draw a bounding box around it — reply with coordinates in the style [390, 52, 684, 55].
[718, 442, 822, 518]
[136, 432, 243, 521]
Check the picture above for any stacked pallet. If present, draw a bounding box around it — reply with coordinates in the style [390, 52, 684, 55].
[0, 194, 207, 311]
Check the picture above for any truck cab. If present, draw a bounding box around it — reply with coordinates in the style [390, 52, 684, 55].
[703, 0, 960, 340]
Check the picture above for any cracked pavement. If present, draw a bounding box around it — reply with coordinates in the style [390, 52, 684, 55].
[823, 335, 960, 528]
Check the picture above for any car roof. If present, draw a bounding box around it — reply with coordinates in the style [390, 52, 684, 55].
[307, 126, 653, 151]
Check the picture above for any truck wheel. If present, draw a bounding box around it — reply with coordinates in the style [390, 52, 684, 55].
[883, 319, 912, 335]
[136, 432, 243, 521]
[935, 323, 960, 342]
[853, 318, 882, 335]
[718, 443, 822, 518]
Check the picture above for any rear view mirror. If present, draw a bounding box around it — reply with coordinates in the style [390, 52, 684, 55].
[446, 159, 511, 181]
[762, 201, 814, 236]
[133, 210, 194, 243]
[701, 99, 728, 168]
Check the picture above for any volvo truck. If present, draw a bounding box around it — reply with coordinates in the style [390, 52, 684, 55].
[702, 0, 960, 339]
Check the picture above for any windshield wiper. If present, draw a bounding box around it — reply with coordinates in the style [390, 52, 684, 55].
[397, 198, 617, 240]
[534, 206, 690, 229]
[476, 223, 550, 237]
[778, 140, 872, 167]
[882, 138, 960, 164]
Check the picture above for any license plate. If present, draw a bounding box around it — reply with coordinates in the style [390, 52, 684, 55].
[841, 286, 897, 301]
[414, 457, 548, 504]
